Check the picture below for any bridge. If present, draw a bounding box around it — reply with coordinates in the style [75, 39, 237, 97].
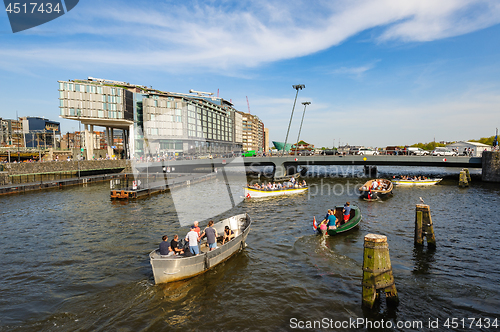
[136, 155, 483, 178]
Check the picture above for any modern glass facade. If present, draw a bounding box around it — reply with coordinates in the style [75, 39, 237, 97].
[58, 78, 245, 158]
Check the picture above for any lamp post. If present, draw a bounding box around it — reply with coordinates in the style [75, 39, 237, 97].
[283, 84, 305, 156]
[294, 101, 310, 156]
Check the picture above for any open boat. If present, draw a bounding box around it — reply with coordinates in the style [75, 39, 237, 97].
[391, 178, 442, 186]
[313, 205, 362, 236]
[244, 183, 307, 198]
[149, 213, 251, 284]
[358, 179, 393, 200]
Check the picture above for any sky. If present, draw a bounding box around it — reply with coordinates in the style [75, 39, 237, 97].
[1, 0, 500, 148]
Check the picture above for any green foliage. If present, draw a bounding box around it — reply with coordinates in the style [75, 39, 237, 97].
[468, 136, 495, 146]
[410, 142, 446, 151]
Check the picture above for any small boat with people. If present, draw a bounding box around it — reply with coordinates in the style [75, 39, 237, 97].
[244, 177, 308, 199]
[391, 176, 442, 186]
[313, 203, 362, 236]
[149, 213, 252, 284]
[358, 179, 393, 200]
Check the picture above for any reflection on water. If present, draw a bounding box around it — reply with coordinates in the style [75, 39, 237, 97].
[0, 172, 499, 331]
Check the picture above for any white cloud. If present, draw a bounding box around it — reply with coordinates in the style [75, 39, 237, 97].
[1, 0, 499, 72]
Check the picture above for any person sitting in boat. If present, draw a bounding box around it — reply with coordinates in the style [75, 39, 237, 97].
[372, 181, 379, 190]
[326, 210, 337, 229]
[342, 202, 351, 225]
[319, 219, 328, 232]
[200, 220, 218, 251]
[185, 226, 200, 256]
[170, 234, 184, 255]
[301, 180, 307, 187]
[159, 235, 174, 256]
[222, 226, 235, 244]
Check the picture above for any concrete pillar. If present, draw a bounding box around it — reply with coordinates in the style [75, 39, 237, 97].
[84, 124, 90, 161]
[482, 151, 500, 182]
[106, 127, 113, 158]
[89, 125, 95, 160]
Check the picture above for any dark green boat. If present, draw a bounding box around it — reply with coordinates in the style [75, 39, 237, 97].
[314, 205, 362, 236]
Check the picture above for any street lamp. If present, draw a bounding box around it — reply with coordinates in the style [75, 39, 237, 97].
[283, 84, 305, 156]
[294, 101, 310, 156]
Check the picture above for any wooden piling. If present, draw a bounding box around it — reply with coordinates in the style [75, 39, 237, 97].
[463, 168, 471, 182]
[415, 204, 436, 247]
[362, 234, 399, 309]
[459, 170, 469, 187]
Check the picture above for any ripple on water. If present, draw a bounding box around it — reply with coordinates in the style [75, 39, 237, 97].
[1, 175, 500, 330]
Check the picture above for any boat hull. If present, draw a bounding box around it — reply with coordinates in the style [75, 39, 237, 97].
[359, 179, 393, 199]
[149, 213, 251, 284]
[392, 179, 442, 186]
[315, 206, 362, 236]
[244, 187, 307, 198]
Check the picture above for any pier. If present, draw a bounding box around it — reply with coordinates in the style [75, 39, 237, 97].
[110, 173, 216, 199]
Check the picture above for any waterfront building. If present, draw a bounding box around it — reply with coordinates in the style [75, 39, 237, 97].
[58, 77, 246, 160]
[21, 117, 60, 149]
[264, 128, 269, 153]
[237, 111, 264, 152]
[0, 118, 24, 147]
[446, 141, 492, 157]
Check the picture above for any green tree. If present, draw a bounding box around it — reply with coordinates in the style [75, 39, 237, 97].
[469, 136, 495, 146]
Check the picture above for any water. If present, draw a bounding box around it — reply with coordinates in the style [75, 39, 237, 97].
[0, 168, 499, 331]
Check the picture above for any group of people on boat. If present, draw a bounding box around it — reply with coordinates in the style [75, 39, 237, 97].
[316, 202, 351, 232]
[369, 180, 388, 191]
[393, 175, 429, 181]
[159, 220, 235, 257]
[248, 177, 307, 191]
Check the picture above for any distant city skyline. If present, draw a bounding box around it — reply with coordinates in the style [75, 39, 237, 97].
[1, 0, 499, 148]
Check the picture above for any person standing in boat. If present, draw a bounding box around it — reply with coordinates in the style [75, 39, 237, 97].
[343, 202, 351, 225]
[159, 235, 173, 256]
[200, 220, 218, 251]
[193, 221, 201, 237]
[185, 226, 200, 256]
[326, 210, 337, 229]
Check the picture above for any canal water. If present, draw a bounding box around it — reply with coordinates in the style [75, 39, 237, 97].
[0, 167, 499, 331]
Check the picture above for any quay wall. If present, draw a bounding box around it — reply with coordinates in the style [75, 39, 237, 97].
[482, 151, 500, 183]
[0, 160, 132, 185]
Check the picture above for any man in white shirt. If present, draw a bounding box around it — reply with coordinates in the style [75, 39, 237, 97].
[185, 226, 200, 256]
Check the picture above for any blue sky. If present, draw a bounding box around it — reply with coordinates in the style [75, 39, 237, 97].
[1, 0, 500, 148]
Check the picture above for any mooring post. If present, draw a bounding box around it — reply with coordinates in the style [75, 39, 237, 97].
[362, 234, 399, 309]
[415, 204, 436, 247]
[463, 168, 471, 182]
[459, 170, 469, 187]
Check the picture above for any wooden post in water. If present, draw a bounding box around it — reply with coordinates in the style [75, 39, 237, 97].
[463, 168, 471, 182]
[459, 170, 469, 187]
[415, 204, 436, 247]
[362, 234, 399, 309]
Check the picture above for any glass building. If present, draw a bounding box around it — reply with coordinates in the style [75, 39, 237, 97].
[58, 78, 245, 160]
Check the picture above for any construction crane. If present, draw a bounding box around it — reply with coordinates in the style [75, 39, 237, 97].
[246, 96, 251, 114]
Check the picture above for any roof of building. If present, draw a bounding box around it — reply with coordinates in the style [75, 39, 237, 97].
[447, 141, 492, 147]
